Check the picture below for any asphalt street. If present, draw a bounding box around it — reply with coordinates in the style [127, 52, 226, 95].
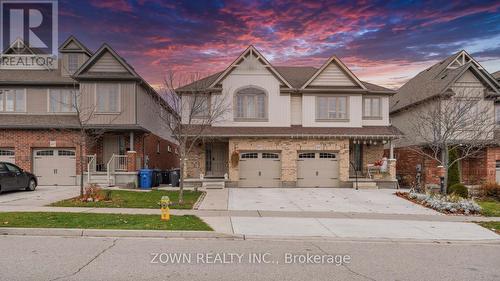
[1, 235, 499, 281]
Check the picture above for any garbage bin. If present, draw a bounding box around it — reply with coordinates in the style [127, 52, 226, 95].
[153, 169, 162, 187]
[139, 169, 153, 189]
[161, 171, 171, 184]
[170, 168, 180, 187]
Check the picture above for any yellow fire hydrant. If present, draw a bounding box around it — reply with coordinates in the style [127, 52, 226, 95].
[160, 196, 170, 221]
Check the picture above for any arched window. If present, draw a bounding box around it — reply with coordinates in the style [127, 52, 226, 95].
[235, 87, 267, 120]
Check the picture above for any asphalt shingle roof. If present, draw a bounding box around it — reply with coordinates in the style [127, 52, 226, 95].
[177, 65, 394, 93]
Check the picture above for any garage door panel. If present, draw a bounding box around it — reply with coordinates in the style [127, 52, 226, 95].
[297, 152, 339, 187]
[0, 149, 15, 164]
[33, 149, 76, 186]
[239, 152, 281, 187]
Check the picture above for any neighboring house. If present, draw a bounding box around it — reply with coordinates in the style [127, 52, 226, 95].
[493, 71, 500, 83]
[176, 46, 402, 188]
[0, 36, 179, 186]
[390, 51, 500, 186]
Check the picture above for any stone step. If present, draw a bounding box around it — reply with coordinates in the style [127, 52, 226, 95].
[354, 181, 378, 189]
[202, 181, 225, 189]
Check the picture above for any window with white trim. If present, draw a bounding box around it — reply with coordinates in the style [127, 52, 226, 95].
[49, 89, 77, 112]
[235, 87, 267, 120]
[68, 53, 79, 73]
[191, 95, 209, 118]
[363, 97, 381, 119]
[96, 84, 120, 113]
[0, 89, 25, 112]
[316, 96, 347, 120]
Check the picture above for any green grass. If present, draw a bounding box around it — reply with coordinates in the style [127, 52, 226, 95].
[0, 212, 212, 231]
[478, 222, 500, 235]
[50, 190, 203, 209]
[477, 200, 500, 217]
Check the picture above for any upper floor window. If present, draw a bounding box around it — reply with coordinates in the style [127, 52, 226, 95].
[363, 97, 381, 119]
[191, 95, 210, 118]
[235, 87, 267, 120]
[68, 54, 79, 73]
[96, 84, 120, 113]
[316, 96, 347, 120]
[49, 89, 77, 113]
[0, 89, 25, 112]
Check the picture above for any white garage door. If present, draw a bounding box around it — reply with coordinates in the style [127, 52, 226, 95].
[0, 149, 15, 164]
[239, 152, 281, 187]
[33, 149, 76, 186]
[297, 152, 339, 187]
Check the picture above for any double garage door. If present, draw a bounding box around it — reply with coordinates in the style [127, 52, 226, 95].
[33, 149, 76, 186]
[237, 151, 339, 188]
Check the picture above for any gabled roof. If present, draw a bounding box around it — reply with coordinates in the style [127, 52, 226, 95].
[300, 56, 367, 90]
[208, 45, 293, 89]
[177, 47, 394, 94]
[59, 35, 92, 56]
[391, 51, 500, 114]
[2, 38, 44, 55]
[73, 43, 139, 79]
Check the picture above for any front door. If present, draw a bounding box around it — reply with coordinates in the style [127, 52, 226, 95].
[205, 143, 227, 177]
[349, 143, 363, 176]
[103, 135, 120, 165]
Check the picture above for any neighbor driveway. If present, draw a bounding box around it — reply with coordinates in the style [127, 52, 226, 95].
[228, 188, 440, 215]
[0, 186, 79, 207]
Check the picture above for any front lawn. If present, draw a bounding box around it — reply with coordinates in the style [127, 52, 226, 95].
[477, 200, 500, 217]
[0, 212, 212, 231]
[50, 190, 203, 209]
[478, 222, 500, 235]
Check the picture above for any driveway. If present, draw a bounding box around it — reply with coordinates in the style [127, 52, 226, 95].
[0, 186, 79, 207]
[228, 188, 440, 215]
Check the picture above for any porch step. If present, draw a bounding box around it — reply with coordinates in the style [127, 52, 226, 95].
[202, 181, 225, 189]
[354, 181, 378, 189]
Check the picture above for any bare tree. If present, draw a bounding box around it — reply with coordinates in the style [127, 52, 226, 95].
[151, 71, 231, 204]
[51, 81, 120, 197]
[404, 87, 496, 192]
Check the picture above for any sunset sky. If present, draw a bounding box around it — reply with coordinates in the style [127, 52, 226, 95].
[58, 0, 500, 89]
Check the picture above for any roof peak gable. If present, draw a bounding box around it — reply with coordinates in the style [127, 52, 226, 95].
[73, 44, 139, 78]
[59, 36, 92, 55]
[300, 55, 367, 90]
[208, 45, 293, 88]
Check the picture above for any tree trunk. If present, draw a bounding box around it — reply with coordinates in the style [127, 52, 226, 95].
[442, 146, 449, 194]
[79, 143, 84, 197]
[178, 156, 184, 205]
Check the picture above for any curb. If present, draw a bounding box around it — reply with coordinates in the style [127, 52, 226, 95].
[0, 227, 244, 240]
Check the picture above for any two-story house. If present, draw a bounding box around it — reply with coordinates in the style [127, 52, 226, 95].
[0, 36, 179, 187]
[390, 51, 500, 186]
[177, 46, 402, 188]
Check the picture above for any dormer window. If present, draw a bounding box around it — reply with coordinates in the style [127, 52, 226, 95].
[68, 53, 79, 73]
[235, 87, 267, 121]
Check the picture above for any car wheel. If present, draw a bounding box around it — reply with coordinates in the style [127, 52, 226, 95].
[26, 179, 37, 191]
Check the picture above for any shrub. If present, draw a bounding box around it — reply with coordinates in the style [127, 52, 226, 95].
[81, 184, 103, 202]
[478, 182, 500, 200]
[447, 148, 460, 188]
[448, 183, 468, 198]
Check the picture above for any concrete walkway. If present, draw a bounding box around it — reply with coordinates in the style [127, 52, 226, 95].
[0, 186, 498, 241]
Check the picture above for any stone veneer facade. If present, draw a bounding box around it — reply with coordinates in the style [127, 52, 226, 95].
[185, 137, 396, 187]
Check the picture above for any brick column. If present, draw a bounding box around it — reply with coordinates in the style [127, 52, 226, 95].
[388, 159, 397, 181]
[127, 151, 137, 172]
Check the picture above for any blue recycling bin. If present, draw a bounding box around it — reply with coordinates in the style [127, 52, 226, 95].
[139, 169, 153, 189]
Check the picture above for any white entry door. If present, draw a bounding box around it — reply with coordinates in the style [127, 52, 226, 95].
[33, 149, 76, 186]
